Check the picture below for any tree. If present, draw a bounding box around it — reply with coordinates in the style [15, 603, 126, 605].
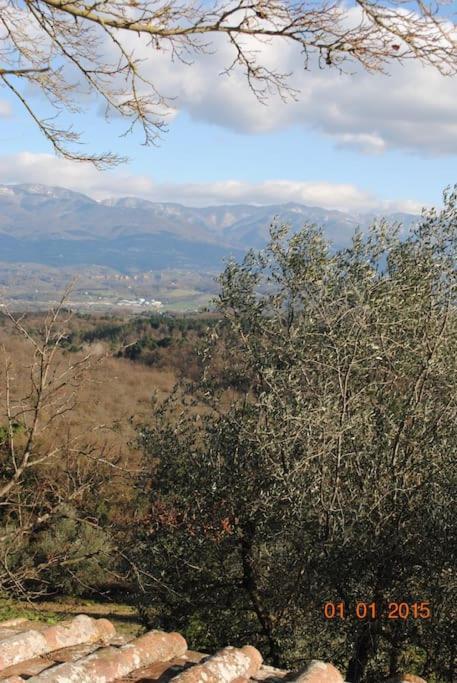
[1, 0, 457, 165]
[131, 188, 457, 681]
[0, 293, 114, 598]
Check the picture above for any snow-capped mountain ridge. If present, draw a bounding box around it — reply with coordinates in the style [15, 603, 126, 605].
[0, 183, 421, 272]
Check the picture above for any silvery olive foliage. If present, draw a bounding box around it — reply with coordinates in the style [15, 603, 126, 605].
[133, 188, 457, 682]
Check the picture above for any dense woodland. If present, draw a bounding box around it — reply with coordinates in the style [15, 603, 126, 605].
[0, 194, 456, 683]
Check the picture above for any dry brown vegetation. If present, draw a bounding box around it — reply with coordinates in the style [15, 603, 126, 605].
[2, 331, 161, 461]
[0, 305, 210, 600]
[0, 310, 196, 464]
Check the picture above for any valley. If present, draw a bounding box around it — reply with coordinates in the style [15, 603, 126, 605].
[0, 183, 420, 311]
[0, 263, 218, 312]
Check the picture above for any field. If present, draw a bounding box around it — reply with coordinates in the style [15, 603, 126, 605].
[0, 263, 219, 313]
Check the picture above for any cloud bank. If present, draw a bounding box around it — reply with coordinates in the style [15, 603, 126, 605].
[0, 152, 424, 214]
[109, 28, 457, 156]
[3, 6, 457, 157]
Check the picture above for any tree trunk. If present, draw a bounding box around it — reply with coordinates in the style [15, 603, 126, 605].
[346, 621, 379, 683]
[239, 521, 281, 667]
[388, 622, 403, 677]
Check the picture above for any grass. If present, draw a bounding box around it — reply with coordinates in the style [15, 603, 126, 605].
[0, 597, 144, 637]
[0, 598, 62, 625]
[163, 294, 211, 312]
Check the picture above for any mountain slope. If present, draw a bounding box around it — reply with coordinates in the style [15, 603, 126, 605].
[0, 184, 420, 272]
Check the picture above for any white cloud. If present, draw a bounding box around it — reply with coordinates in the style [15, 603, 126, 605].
[109, 28, 457, 156]
[0, 100, 12, 118]
[3, 4, 457, 156]
[0, 151, 424, 214]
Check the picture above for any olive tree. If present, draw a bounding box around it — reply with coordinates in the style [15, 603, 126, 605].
[132, 189, 457, 681]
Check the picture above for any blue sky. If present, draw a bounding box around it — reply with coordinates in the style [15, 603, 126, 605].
[1, 9, 457, 214]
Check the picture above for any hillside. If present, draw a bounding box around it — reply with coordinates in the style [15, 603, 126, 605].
[0, 184, 420, 268]
[0, 184, 420, 311]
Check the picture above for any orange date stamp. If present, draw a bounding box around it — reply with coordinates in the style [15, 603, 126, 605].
[323, 601, 432, 620]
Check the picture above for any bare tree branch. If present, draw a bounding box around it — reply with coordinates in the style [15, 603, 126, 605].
[0, 0, 456, 164]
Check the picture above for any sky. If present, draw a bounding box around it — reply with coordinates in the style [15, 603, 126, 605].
[1, 5, 457, 214]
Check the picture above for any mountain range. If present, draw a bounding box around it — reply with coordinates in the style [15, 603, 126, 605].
[0, 184, 420, 273]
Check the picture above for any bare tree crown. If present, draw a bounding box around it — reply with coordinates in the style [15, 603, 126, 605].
[1, 0, 457, 166]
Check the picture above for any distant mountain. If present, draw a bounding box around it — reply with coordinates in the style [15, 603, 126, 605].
[0, 184, 420, 273]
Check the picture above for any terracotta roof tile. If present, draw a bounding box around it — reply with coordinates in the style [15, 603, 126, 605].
[0, 616, 425, 683]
